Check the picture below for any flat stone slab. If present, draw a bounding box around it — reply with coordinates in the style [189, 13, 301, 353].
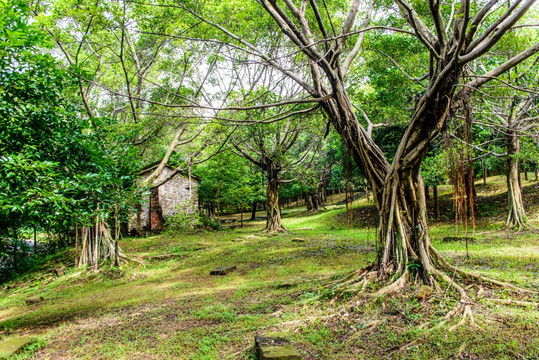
[291, 238, 304, 243]
[210, 265, 237, 276]
[147, 254, 185, 261]
[255, 333, 301, 360]
[442, 236, 475, 243]
[0, 337, 36, 358]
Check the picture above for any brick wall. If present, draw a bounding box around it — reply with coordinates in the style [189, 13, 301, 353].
[128, 167, 199, 234]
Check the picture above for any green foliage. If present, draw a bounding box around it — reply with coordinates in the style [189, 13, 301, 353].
[196, 151, 260, 210]
[199, 215, 223, 231]
[0, 0, 139, 265]
[165, 201, 202, 233]
[421, 150, 448, 187]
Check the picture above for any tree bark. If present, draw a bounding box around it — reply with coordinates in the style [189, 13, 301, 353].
[482, 159, 487, 184]
[250, 201, 257, 221]
[306, 192, 319, 211]
[505, 131, 527, 230]
[320, 62, 461, 282]
[265, 164, 285, 233]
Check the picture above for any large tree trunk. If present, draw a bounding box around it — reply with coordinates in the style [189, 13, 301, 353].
[323, 67, 461, 284]
[306, 192, 319, 211]
[265, 164, 285, 233]
[78, 218, 122, 270]
[250, 201, 257, 221]
[482, 159, 487, 184]
[505, 131, 527, 230]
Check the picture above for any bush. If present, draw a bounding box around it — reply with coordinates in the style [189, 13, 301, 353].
[0, 237, 36, 281]
[165, 201, 223, 233]
[199, 215, 223, 231]
[165, 202, 202, 233]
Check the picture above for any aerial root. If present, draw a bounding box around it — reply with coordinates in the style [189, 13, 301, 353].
[324, 265, 375, 291]
[120, 254, 146, 268]
[395, 293, 481, 353]
[374, 271, 408, 297]
[448, 304, 482, 332]
[430, 245, 538, 294]
[329, 270, 409, 299]
[262, 226, 287, 234]
[324, 269, 366, 289]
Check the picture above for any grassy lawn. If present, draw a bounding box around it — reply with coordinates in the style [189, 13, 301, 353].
[1, 177, 538, 359]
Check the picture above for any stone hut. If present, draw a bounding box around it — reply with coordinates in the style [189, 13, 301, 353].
[129, 163, 200, 234]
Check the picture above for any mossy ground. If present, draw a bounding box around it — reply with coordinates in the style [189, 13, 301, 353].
[1, 176, 538, 359]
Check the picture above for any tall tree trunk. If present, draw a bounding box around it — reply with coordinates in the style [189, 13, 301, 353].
[240, 208, 243, 228]
[265, 164, 285, 233]
[306, 194, 313, 211]
[33, 225, 37, 253]
[482, 159, 487, 184]
[523, 158, 528, 181]
[505, 131, 527, 230]
[114, 209, 120, 267]
[322, 68, 461, 284]
[306, 192, 319, 211]
[250, 201, 257, 221]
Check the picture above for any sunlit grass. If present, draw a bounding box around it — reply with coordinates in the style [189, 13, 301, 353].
[1, 176, 538, 359]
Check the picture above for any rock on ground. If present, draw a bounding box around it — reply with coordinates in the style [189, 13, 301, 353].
[255, 333, 301, 360]
[0, 337, 36, 358]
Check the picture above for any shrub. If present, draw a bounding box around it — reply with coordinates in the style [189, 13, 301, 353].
[199, 215, 223, 231]
[165, 201, 202, 233]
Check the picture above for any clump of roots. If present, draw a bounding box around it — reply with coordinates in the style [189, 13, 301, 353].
[323, 245, 538, 352]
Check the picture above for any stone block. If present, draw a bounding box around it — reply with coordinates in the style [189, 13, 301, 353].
[442, 236, 475, 243]
[0, 337, 36, 358]
[255, 333, 301, 360]
[210, 265, 237, 276]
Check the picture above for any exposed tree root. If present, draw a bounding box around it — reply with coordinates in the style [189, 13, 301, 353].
[120, 254, 146, 268]
[486, 298, 539, 308]
[429, 245, 538, 294]
[261, 226, 287, 234]
[324, 245, 538, 355]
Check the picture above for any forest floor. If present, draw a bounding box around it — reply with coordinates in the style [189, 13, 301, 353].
[1, 176, 538, 359]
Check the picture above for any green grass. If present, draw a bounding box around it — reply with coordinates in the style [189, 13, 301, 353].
[1, 176, 538, 359]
